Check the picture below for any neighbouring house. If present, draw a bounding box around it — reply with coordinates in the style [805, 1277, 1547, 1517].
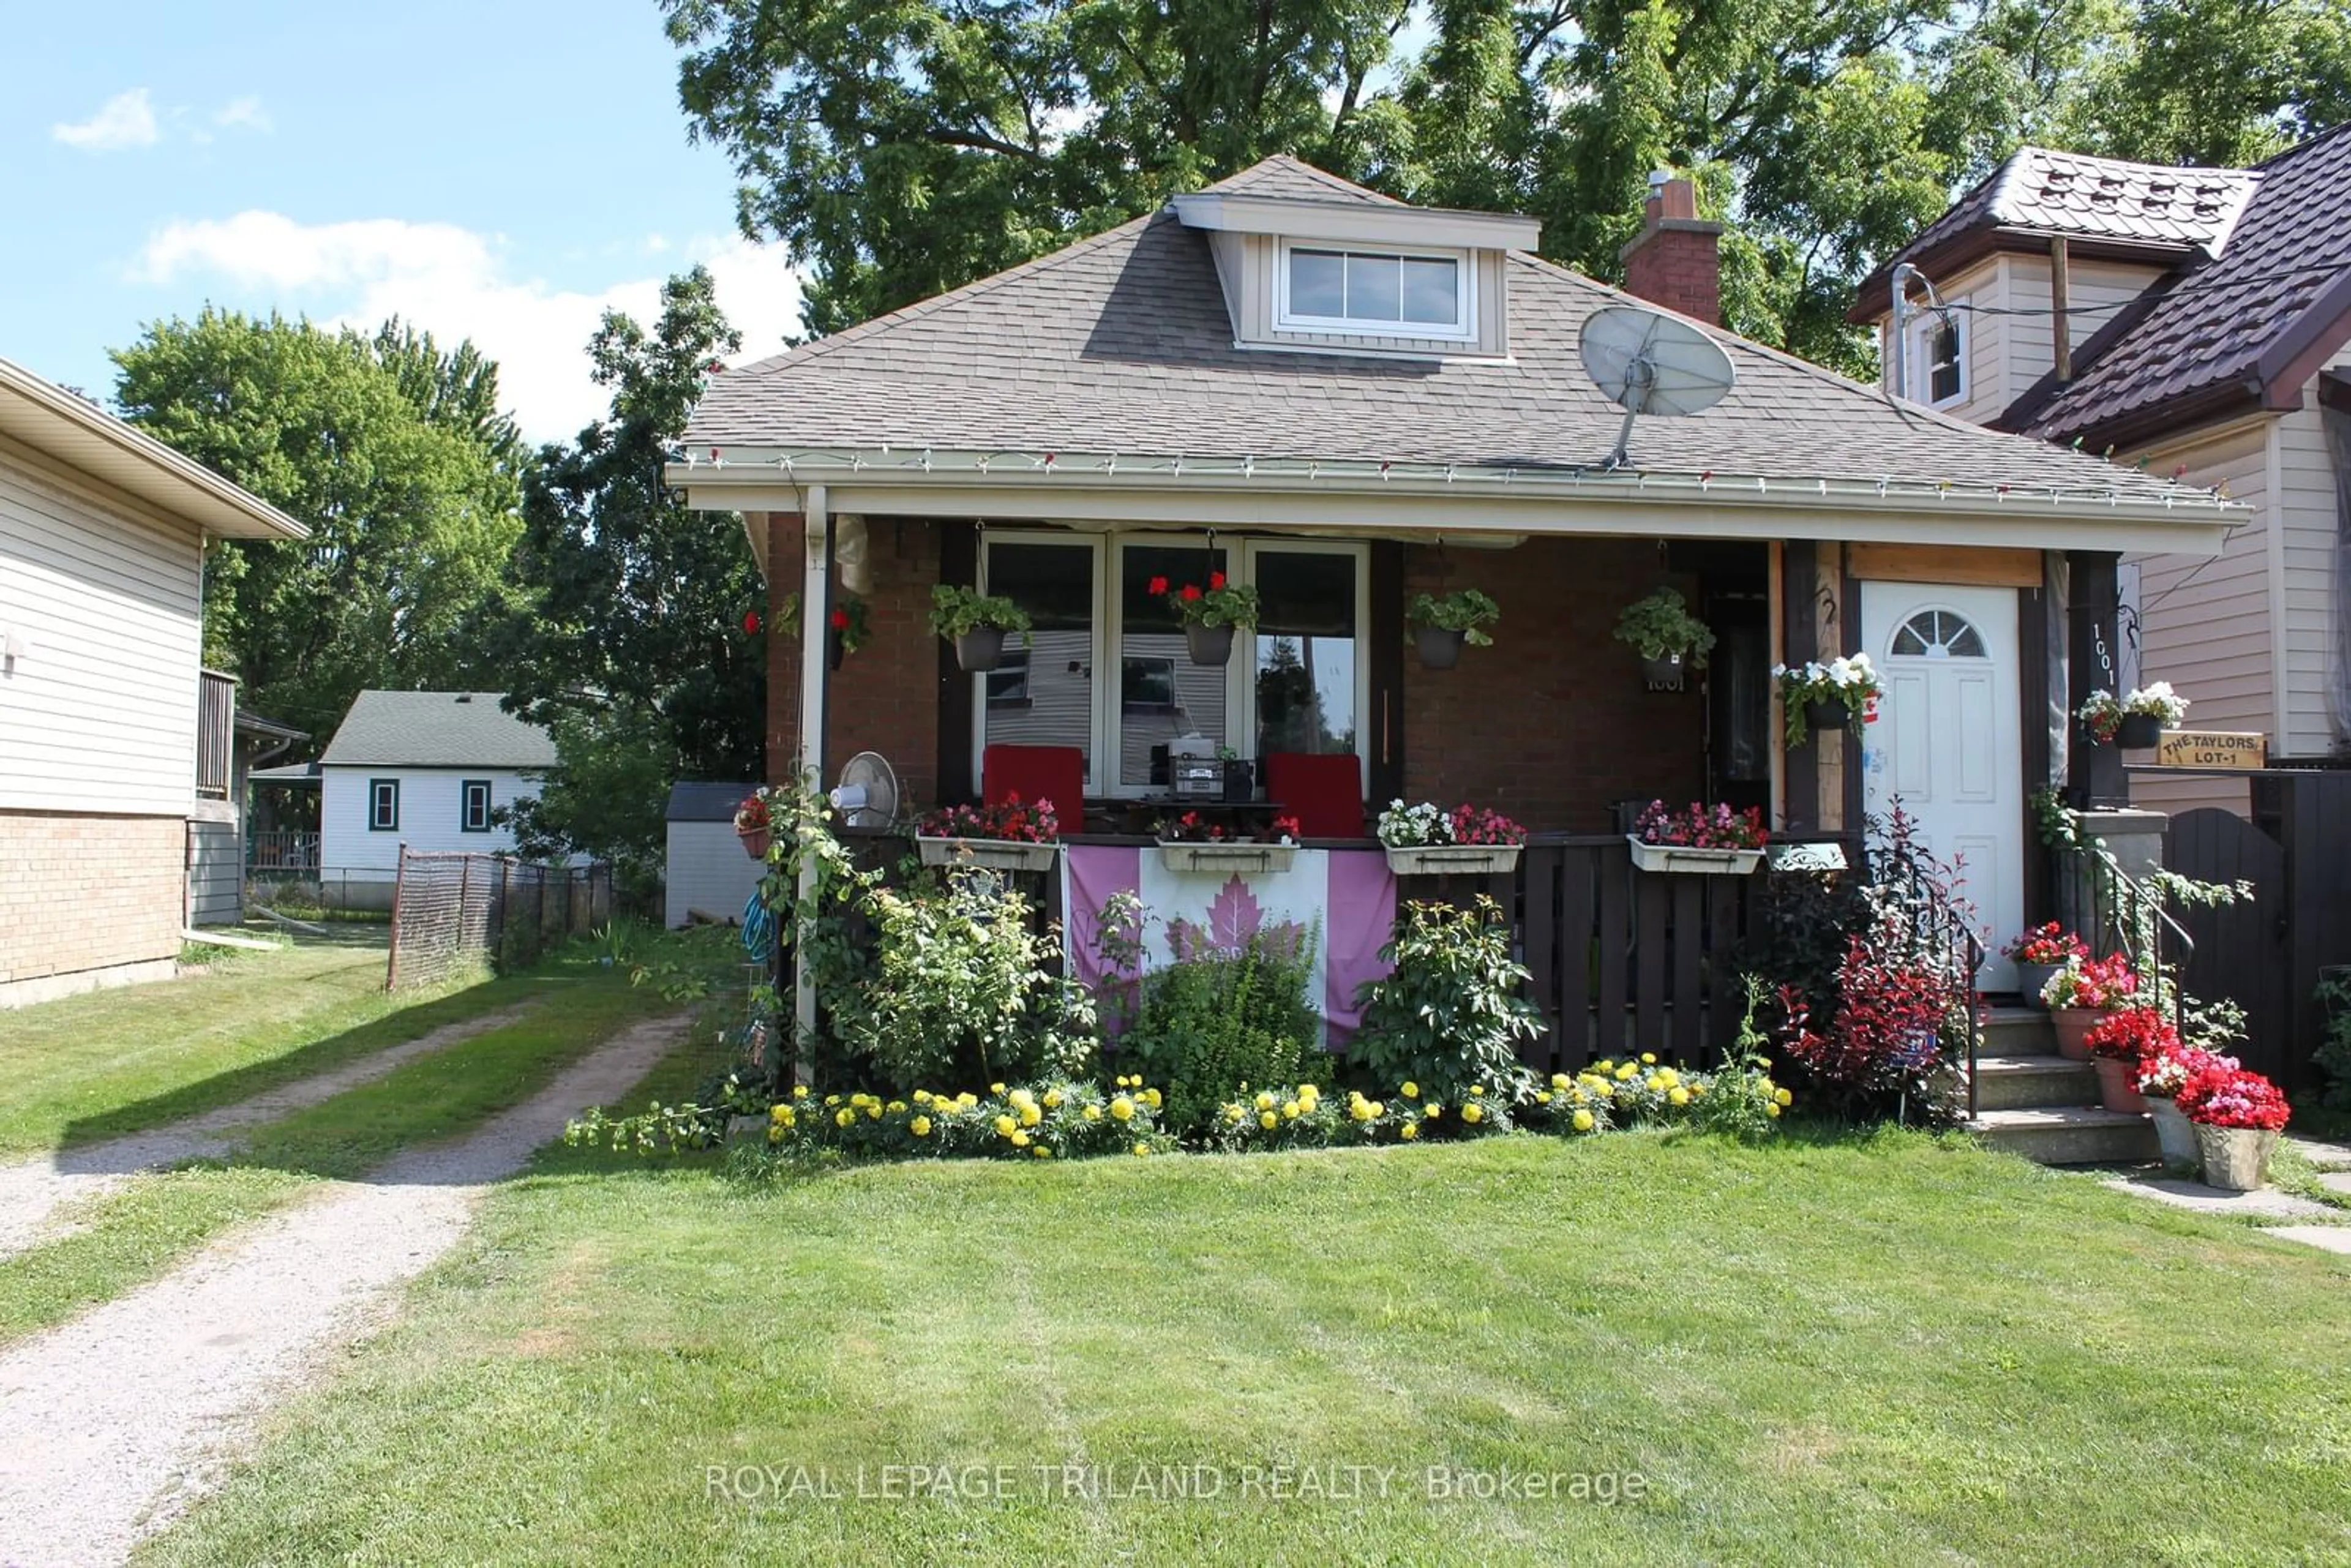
[668, 155, 2234, 1054]
[307, 691, 557, 909]
[0, 354, 307, 1005]
[1853, 126, 2351, 816]
[664, 781, 766, 929]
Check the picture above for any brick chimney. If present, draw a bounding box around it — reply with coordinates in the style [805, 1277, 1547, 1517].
[1619, 170, 1723, 325]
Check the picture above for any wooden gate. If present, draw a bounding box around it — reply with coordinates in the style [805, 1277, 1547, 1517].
[2165, 808, 2292, 1082]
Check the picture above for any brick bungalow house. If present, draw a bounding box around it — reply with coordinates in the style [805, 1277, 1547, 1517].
[667, 157, 2234, 1058]
[0, 354, 307, 1005]
[1853, 126, 2351, 817]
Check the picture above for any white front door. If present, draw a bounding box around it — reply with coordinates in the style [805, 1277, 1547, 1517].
[1858, 583, 2023, 992]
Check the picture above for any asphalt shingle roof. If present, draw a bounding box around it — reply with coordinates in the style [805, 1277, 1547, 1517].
[688, 158, 2183, 501]
[2015, 125, 2351, 443]
[318, 691, 557, 769]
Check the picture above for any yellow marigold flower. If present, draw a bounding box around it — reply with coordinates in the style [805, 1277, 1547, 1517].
[834, 1109, 854, 1128]
[1299, 1083, 1318, 1098]
[1043, 1089, 1063, 1109]
[1471, 1085, 1485, 1097]
[1084, 1105, 1103, 1122]
[1033, 1145, 1051, 1158]
[911, 1116, 932, 1137]
[991, 1082, 1007, 1096]
[767, 1124, 784, 1144]
[1142, 1087, 1161, 1108]
[1597, 1059, 1615, 1072]
[1368, 1100, 1385, 1118]
[1226, 1105, 1245, 1123]
[994, 1114, 1016, 1137]
[1401, 1081, 1420, 1099]
[1535, 1090, 1553, 1105]
[776, 1107, 795, 1128]
[1616, 1064, 1637, 1081]
[1463, 1103, 1483, 1123]
[913, 1090, 931, 1105]
[770, 1104, 791, 1122]
[1400, 1120, 1420, 1141]
[1425, 1103, 1442, 1120]
[1572, 1108, 1595, 1132]
[1011, 1129, 1030, 1148]
[958, 1092, 978, 1108]
[1282, 1100, 1301, 1120]
[1775, 1087, 1793, 1106]
[1111, 1097, 1134, 1122]
[1640, 1052, 1657, 1065]
[1645, 1076, 1663, 1092]
[1133, 1142, 1151, 1157]
[1256, 1091, 1276, 1111]
[1766, 1103, 1782, 1118]
[1259, 1111, 1279, 1130]
[1551, 1072, 1569, 1090]
[825, 1095, 841, 1107]
[1020, 1105, 1041, 1127]
[1668, 1087, 1690, 1106]
[1658, 1069, 1679, 1088]
[1009, 1089, 1035, 1109]
[793, 1085, 809, 1099]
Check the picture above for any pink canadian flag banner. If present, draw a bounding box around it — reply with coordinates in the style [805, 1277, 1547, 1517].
[1060, 846, 1398, 1048]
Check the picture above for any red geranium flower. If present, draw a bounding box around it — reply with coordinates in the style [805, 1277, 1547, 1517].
[1147, 575, 1169, 596]
[828, 607, 850, 630]
[1209, 570, 1227, 590]
[742, 610, 761, 635]
[1181, 583, 1202, 602]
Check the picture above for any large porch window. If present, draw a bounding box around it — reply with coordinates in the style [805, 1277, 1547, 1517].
[974, 530, 1368, 800]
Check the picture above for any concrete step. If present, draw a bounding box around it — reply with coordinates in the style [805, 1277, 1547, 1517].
[1970, 1051, 2100, 1112]
[1981, 1005, 2058, 1057]
[1970, 1106, 2159, 1166]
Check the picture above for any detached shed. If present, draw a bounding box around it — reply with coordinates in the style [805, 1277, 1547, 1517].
[665, 782, 761, 930]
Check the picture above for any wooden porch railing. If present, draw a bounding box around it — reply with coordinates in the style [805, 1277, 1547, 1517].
[195, 669, 236, 799]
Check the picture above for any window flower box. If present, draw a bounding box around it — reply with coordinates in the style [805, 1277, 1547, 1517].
[1384, 843, 1523, 877]
[916, 836, 1059, 872]
[1625, 839, 1764, 876]
[1157, 841, 1295, 875]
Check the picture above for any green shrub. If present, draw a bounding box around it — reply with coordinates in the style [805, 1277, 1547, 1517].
[1119, 931, 1317, 1138]
[1352, 897, 1543, 1102]
[2315, 972, 2351, 1111]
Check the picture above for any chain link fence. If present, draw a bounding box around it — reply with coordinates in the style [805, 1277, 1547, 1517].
[387, 849, 614, 991]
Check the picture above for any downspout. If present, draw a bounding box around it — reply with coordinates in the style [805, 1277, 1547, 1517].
[793, 485, 832, 1070]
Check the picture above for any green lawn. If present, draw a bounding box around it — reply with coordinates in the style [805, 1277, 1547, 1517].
[140, 1128, 2351, 1567]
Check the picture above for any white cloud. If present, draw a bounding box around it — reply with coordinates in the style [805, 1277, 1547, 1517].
[53, 89, 161, 152]
[212, 96, 272, 133]
[135, 211, 804, 441]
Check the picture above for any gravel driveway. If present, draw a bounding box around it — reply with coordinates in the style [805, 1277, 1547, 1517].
[0, 1010, 684, 1568]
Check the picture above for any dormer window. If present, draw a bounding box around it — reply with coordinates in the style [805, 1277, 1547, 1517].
[1276, 242, 1474, 340]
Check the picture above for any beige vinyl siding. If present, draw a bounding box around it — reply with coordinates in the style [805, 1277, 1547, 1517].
[1996, 255, 2164, 417]
[1229, 234, 1509, 357]
[2270, 345, 2351, 758]
[0, 433, 202, 817]
[2123, 421, 2273, 816]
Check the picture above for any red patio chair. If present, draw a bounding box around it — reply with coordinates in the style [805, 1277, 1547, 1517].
[981, 745, 1086, 817]
[1264, 752, 1365, 839]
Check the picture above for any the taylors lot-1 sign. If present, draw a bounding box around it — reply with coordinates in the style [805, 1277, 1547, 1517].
[2153, 730, 2268, 770]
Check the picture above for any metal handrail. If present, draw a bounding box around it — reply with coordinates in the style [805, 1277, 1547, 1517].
[1882, 844, 1987, 1117]
[2081, 842, 2195, 1030]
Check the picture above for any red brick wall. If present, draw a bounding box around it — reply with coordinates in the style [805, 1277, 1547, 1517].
[1401, 538, 1708, 832]
[763, 513, 943, 809]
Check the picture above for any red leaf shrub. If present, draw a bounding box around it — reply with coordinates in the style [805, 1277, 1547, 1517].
[1776, 936, 1950, 1092]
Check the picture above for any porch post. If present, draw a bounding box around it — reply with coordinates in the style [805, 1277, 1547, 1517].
[1779, 541, 1820, 831]
[793, 486, 833, 1070]
[2064, 550, 2128, 808]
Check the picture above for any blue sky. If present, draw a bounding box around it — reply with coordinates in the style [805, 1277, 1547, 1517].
[0, 0, 803, 442]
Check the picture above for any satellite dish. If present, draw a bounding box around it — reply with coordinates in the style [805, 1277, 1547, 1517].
[1578, 304, 1737, 471]
[830, 751, 901, 828]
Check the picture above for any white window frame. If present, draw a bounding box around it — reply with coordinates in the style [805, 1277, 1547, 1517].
[367, 778, 399, 832]
[460, 778, 493, 833]
[969, 529, 1371, 801]
[1910, 310, 1966, 407]
[1273, 239, 1477, 343]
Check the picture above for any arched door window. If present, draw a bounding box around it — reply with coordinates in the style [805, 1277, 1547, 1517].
[1889, 609, 1987, 660]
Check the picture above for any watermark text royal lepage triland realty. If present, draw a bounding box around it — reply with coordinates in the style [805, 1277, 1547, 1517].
[706, 1463, 1649, 1506]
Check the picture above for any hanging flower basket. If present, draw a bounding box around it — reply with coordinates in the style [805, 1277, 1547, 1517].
[1385, 843, 1523, 877]
[1803, 699, 1850, 737]
[1624, 800, 1767, 875]
[2115, 713, 2163, 748]
[737, 826, 773, 861]
[1414, 625, 1466, 670]
[929, 585, 1031, 674]
[1641, 654, 1686, 691]
[1185, 623, 1235, 666]
[1157, 840, 1295, 874]
[2079, 683, 2188, 748]
[953, 628, 1007, 672]
[1627, 840, 1764, 876]
[734, 791, 774, 861]
[1774, 655, 1883, 747]
[916, 836, 1058, 872]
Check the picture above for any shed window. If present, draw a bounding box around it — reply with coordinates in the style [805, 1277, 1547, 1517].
[1278, 244, 1472, 339]
[368, 779, 400, 831]
[461, 779, 493, 833]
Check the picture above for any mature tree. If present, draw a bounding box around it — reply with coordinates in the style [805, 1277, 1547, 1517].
[666, 0, 2350, 372]
[111, 312, 525, 741]
[497, 266, 766, 868]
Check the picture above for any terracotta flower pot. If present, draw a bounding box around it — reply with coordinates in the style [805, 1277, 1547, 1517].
[737, 825, 773, 861]
[2194, 1123, 2279, 1191]
[2050, 1007, 2099, 1059]
[2093, 1056, 2148, 1114]
[2013, 961, 2062, 1009]
[2115, 712, 2163, 749]
[954, 627, 1006, 672]
[1415, 625, 1466, 670]
[2147, 1095, 2200, 1171]
[1185, 622, 1235, 666]
[1641, 653, 1684, 689]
